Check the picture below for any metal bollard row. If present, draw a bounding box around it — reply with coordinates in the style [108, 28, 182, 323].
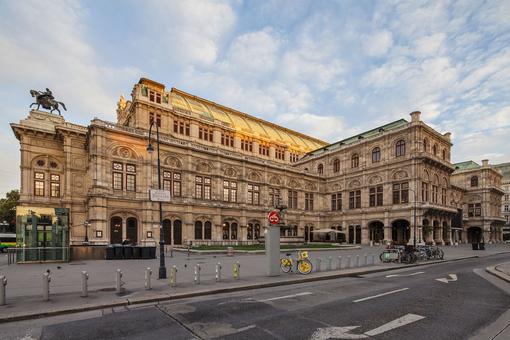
[194, 264, 201, 284]
[145, 267, 152, 290]
[327, 256, 332, 271]
[347, 255, 352, 268]
[115, 269, 125, 294]
[338, 256, 342, 270]
[0, 275, 6, 306]
[81, 271, 89, 297]
[43, 272, 51, 301]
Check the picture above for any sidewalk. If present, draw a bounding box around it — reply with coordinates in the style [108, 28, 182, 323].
[486, 262, 510, 283]
[0, 243, 508, 323]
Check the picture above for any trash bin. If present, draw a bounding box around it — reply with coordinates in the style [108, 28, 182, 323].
[479, 242, 485, 250]
[114, 246, 124, 259]
[132, 246, 141, 259]
[472, 243, 479, 250]
[106, 246, 115, 260]
[123, 246, 133, 259]
[141, 247, 151, 259]
[148, 247, 156, 259]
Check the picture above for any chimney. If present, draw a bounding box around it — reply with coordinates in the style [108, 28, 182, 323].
[443, 132, 451, 141]
[410, 111, 421, 123]
[482, 159, 489, 166]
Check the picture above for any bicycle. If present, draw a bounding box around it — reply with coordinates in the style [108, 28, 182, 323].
[280, 250, 313, 274]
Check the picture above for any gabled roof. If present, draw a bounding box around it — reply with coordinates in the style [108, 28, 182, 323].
[304, 119, 409, 157]
[453, 160, 480, 171]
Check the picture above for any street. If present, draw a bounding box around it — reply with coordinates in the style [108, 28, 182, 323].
[2, 254, 509, 340]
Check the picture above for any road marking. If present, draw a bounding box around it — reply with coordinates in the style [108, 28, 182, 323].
[310, 313, 426, 339]
[386, 271, 425, 278]
[353, 288, 409, 303]
[259, 291, 313, 302]
[236, 325, 256, 332]
[364, 313, 425, 336]
[436, 274, 458, 283]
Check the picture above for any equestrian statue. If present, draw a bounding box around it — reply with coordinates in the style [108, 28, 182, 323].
[30, 88, 67, 115]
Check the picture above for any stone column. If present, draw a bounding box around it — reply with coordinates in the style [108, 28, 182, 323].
[361, 221, 369, 245]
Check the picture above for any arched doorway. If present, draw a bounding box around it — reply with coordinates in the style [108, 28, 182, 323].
[162, 219, 171, 244]
[348, 226, 354, 244]
[195, 221, 203, 240]
[173, 220, 182, 245]
[110, 217, 122, 244]
[433, 220, 440, 243]
[369, 221, 384, 243]
[222, 221, 238, 240]
[392, 219, 410, 245]
[442, 221, 450, 245]
[126, 217, 138, 244]
[422, 219, 431, 243]
[467, 227, 482, 243]
[204, 221, 212, 240]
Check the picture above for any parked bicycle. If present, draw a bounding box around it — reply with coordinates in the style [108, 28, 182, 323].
[380, 245, 417, 264]
[280, 250, 313, 274]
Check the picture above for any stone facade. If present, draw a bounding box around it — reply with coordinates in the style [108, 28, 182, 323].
[493, 163, 510, 241]
[10, 78, 506, 247]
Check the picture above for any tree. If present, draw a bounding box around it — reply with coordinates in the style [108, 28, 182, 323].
[0, 190, 19, 232]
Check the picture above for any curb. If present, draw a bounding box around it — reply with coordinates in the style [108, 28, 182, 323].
[0, 253, 490, 324]
[172, 246, 361, 255]
[486, 263, 510, 284]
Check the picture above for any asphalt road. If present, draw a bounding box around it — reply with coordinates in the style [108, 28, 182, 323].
[3, 254, 510, 340]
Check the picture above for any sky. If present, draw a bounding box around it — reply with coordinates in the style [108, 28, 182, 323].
[0, 0, 509, 196]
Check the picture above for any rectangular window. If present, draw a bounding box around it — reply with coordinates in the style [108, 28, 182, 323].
[199, 126, 214, 142]
[34, 172, 45, 196]
[113, 172, 123, 190]
[475, 203, 481, 216]
[223, 181, 237, 202]
[275, 147, 285, 160]
[221, 132, 234, 147]
[290, 153, 299, 163]
[369, 186, 383, 207]
[195, 176, 203, 199]
[174, 119, 190, 136]
[349, 190, 361, 209]
[422, 182, 429, 202]
[432, 185, 438, 203]
[241, 139, 253, 152]
[269, 187, 280, 206]
[126, 174, 136, 191]
[331, 193, 342, 211]
[392, 182, 409, 204]
[288, 190, 298, 209]
[305, 193, 314, 211]
[247, 183, 260, 205]
[50, 182, 60, 197]
[259, 144, 269, 156]
[441, 188, 447, 205]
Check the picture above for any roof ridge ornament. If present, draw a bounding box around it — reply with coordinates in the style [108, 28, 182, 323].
[29, 88, 67, 115]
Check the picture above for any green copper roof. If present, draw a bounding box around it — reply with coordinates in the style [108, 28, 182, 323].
[494, 162, 510, 178]
[453, 160, 480, 171]
[305, 119, 409, 156]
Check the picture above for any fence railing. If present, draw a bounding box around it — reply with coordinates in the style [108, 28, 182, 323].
[189, 240, 261, 247]
[7, 247, 70, 264]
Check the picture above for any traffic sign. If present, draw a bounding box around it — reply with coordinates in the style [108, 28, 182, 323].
[267, 211, 280, 225]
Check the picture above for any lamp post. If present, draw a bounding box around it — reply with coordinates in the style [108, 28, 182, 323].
[408, 187, 419, 247]
[147, 121, 166, 279]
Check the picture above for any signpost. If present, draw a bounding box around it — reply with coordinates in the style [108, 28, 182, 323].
[267, 211, 280, 225]
[266, 209, 283, 277]
[149, 189, 171, 202]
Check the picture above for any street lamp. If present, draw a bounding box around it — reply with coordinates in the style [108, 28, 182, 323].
[147, 121, 166, 279]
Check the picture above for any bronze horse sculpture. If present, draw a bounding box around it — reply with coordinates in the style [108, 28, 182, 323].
[30, 88, 67, 115]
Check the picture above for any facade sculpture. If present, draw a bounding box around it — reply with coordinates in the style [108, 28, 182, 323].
[11, 78, 505, 248]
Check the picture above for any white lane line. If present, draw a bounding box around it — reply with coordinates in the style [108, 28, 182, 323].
[353, 288, 409, 303]
[364, 313, 425, 336]
[235, 325, 256, 333]
[386, 271, 425, 278]
[259, 291, 313, 302]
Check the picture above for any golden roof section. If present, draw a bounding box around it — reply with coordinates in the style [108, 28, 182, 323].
[168, 87, 327, 152]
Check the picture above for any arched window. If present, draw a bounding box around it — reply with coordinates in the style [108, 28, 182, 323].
[372, 147, 381, 163]
[247, 223, 254, 240]
[395, 140, 405, 157]
[126, 217, 138, 244]
[204, 221, 212, 240]
[432, 144, 437, 155]
[254, 223, 260, 239]
[318, 164, 323, 174]
[333, 159, 340, 173]
[194, 221, 203, 240]
[471, 176, 478, 187]
[351, 154, 359, 168]
[230, 222, 238, 240]
[423, 139, 428, 152]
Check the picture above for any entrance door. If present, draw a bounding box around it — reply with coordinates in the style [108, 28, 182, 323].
[304, 226, 309, 242]
[355, 225, 361, 244]
[348, 226, 354, 244]
[162, 219, 171, 244]
[173, 220, 182, 245]
[126, 217, 138, 244]
[110, 217, 122, 244]
[467, 227, 482, 243]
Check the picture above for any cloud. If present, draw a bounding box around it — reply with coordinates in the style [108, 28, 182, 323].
[362, 30, 393, 56]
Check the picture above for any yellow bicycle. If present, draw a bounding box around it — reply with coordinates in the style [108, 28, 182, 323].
[280, 250, 313, 275]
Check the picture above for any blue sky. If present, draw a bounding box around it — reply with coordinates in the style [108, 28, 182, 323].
[1, 0, 509, 195]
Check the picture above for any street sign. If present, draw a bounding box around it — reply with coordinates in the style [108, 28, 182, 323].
[149, 189, 171, 202]
[267, 211, 280, 225]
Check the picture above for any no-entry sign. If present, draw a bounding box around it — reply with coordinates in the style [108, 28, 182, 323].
[267, 210, 280, 225]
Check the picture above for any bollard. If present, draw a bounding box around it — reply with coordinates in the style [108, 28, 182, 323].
[364, 254, 368, 267]
[145, 267, 152, 290]
[232, 261, 240, 279]
[0, 275, 6, 306]
[169, 265, 177, 287]
[42, 272, 51, 301]
[115, 269, 125, 294]
[215, 262, 222, 282]
[316, 257, 322, 272]
[194, 264, 201, 284]
[227, 247, 234, 257]
[337, 256, 342, 270]
[327, 257, 332, 271]
[371, 254, 376, 265]
[81, 271, 89, 298]
[347, 255, 352, 269]
[355, 255, 360, 267]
